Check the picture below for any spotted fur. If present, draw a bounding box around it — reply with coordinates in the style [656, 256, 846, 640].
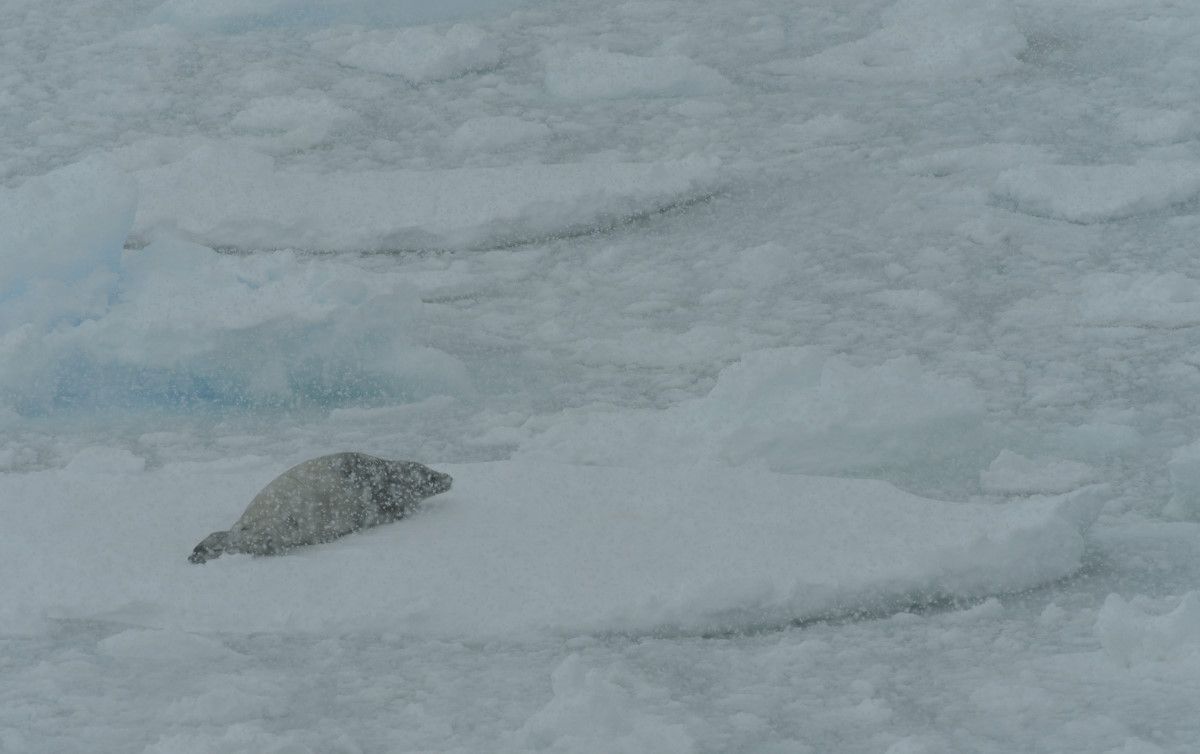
[189, 453, 452, 563]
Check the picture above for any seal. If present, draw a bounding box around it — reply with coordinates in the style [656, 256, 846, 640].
[189, 453, 452, 564]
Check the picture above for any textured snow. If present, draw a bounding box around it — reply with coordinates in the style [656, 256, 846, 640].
[768, 0, 1025, 81]
[324, 24, 501, 83]
[129, 146, 719, 251]
[981, 449, 1099, 495]
[994, 161, 1200, 224]
[0, 235, 468, 414]
[515, 347, 991, 476]
[5, 0, 1200, 750]
[0, 161, 137, 328]
[543, 47, 731, 100]
[1166, 440, 1200, 520]
[148, 0, 523, 31]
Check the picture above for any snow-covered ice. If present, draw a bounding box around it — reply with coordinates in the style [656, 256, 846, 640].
[319, 24, 501, 84]
[542, 47, 731, 101]
[515, 347, 992, 476]
[129, 146, 720, 250]
[5, 0, 1200, 751]
[765, 0, 1026, 81]
[981, 449, 1099, 495]
[0, 456, 1105, 637]
[994, 161, 1200, 224]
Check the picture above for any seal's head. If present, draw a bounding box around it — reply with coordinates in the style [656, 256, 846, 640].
[188, 530, 231, 564]
[394, 461, 453, 499]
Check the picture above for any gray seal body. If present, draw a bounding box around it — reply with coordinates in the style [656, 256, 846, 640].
[189, 453, 452, 564]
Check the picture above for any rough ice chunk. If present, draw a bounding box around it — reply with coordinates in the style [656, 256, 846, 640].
[143, 723, 304, 754]
[448, 115, 550, 151]
[770, 0, 1025, 81]
[980, 450, 1099, 495]
[518, 347, 987, 476]
[1166, 440, 1200, 520]
[0, 160, 137, 329]
[0, 239, 469, 415]
[130, 145, 720, 251]
[1077, 272, 1200, 328]
[508, 654, 696, 754]
[993, 161, 1200, 223]
[1096, 593, 1200, 667]
[99, 628, 237, 661]
[544, 47, 730, 100]
[229, 94, 356, 150]
[148, 0, 522, 32]
[1116, 108, 1197, 145]
[328, 24, 500, 83]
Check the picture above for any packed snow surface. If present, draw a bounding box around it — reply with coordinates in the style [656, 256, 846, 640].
[5, 0, 1200, 751]
[0, 456, 1103, 636]
[130, 149, 719, 250]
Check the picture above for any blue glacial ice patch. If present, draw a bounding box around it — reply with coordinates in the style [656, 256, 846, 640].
[0, 160, 137, 330]
[0, 163, 469, 416]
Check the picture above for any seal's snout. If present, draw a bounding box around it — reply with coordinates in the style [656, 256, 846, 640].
[433, 470, 452, 494]
[188, 530, 230, 564]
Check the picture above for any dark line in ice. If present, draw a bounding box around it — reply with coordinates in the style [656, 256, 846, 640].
[125, 190, 722, 258]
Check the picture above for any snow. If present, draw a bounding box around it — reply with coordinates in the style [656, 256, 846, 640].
[981, 449, 1099, 495]
[0, 160, 137, 328]
[1078, 272, 1200, 328]
[1, 236, 467, 414]
[766, 0, 1026, 81]
[508, 653, 697, 753]
[515, 347, 992, 476]
[5, 0, 1200, 750]
[148, 0, 523, 32]
[1096, 592, 1200, 668]
[322, 24, 501, 83]
[129, 145, 720, 250]
[542, 47, 731, 101]
[0, 457, 1105, 637]
[1166, 440, 1200, 520]
[993, 161, 1200, 224]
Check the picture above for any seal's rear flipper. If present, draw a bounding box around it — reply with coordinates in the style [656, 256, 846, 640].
[189, 531, 231, 564]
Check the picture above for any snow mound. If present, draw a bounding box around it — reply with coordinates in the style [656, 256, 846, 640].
[131, 145, 720, 251]
[899, 144, 1057, 178]
[1166, 440, 1200, 520]
[508, 654, 696, 753]
[1096, 593, 1200, 667]
[980, 450, 1099, 495]
[1, 235, 468, 415]
[993, 161, 1200, 223]
[148, 0, 522, 32]
[771, 0, 1025, 81]
[0, 458, 1106, 637]
[1077, 272, 1200, 328]
[1116, 108, 1198, 145]
[144, 723, 301, 754]
[544, 47, 731, 100]
[517, 347, 988, 476]
[99, 628, 237, 661]
[322, 24, 500, 83]
[449, 115, 550, 151]
[229, 94, 356, 151]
